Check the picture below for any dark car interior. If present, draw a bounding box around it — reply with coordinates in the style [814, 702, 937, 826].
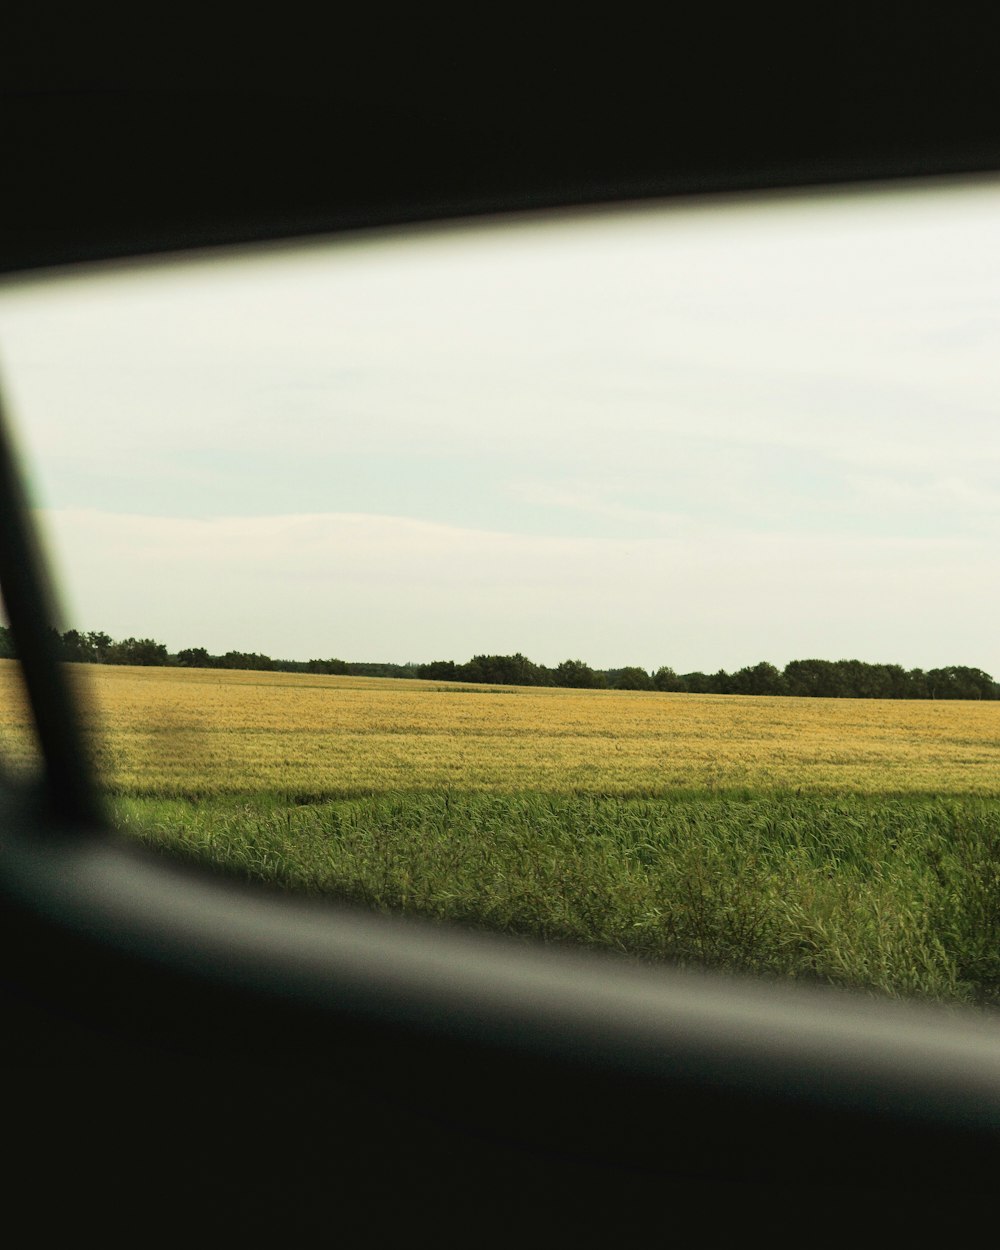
[5, 21, 1000, 1233]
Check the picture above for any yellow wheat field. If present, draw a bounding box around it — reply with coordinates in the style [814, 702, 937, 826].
[2, 658, 999, 796]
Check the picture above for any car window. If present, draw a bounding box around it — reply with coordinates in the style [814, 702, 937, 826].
[2, 182, 1000, 1006]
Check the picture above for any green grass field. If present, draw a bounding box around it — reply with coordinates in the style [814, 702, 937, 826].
[111, 787, 1000, 1010]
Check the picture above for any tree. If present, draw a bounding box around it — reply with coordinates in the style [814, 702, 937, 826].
[306, 657, 350, 675]
[731, 661, 786, 696]
[177, 646, 213, 668]
[906, 667, 930, 699]
[418, 660, 459, 681]
[712, 669, 735, 695]
[86, 630, 114, 664]
[610, 666, 653, 691]
[459, 653, 543, 686]
[783, 659, 841, 697]
[554, 659, 601, 688]
[652, 666, 686, 692]
[221, 651, 273, 671]
[60, 629, 95, 662]
[109, 637, 169, 666]
[926, 666, 998, 700]
[883, 663, 913, 699]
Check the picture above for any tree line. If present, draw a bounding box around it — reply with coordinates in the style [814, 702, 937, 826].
[1, 625, 996, 699]
[414, 654, 999, 699]
[0, 626, 420, 680]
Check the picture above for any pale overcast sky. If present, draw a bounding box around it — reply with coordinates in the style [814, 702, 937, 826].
[1, 179, 998, 674]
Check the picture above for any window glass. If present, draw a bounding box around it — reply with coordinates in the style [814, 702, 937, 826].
[2, 183, 999, 1005]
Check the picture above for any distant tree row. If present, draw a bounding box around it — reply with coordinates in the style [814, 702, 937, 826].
[60, 629, 168, 666]
[416, 654, 999, 699]
[646, 659, 1000, 700]
[0, 625, 169, 667]
[5, 627, 416, 679]
[173, 649, 419, 679]
[1, 625, 996, 699]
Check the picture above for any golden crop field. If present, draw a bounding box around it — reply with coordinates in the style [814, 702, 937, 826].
[2, 658, 999, 796]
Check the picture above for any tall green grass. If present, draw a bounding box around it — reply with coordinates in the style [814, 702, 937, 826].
[111, 790, 1000, 1009]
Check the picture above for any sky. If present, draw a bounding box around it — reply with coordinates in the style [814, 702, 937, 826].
[1, 178, 998, 675]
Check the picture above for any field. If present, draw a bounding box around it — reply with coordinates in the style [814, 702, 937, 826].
[3, 659, 999, 797]
[3, 658, 1000, 1008]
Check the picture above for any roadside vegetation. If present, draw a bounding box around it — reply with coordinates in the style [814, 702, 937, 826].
[113, 789, 1000, 1009]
